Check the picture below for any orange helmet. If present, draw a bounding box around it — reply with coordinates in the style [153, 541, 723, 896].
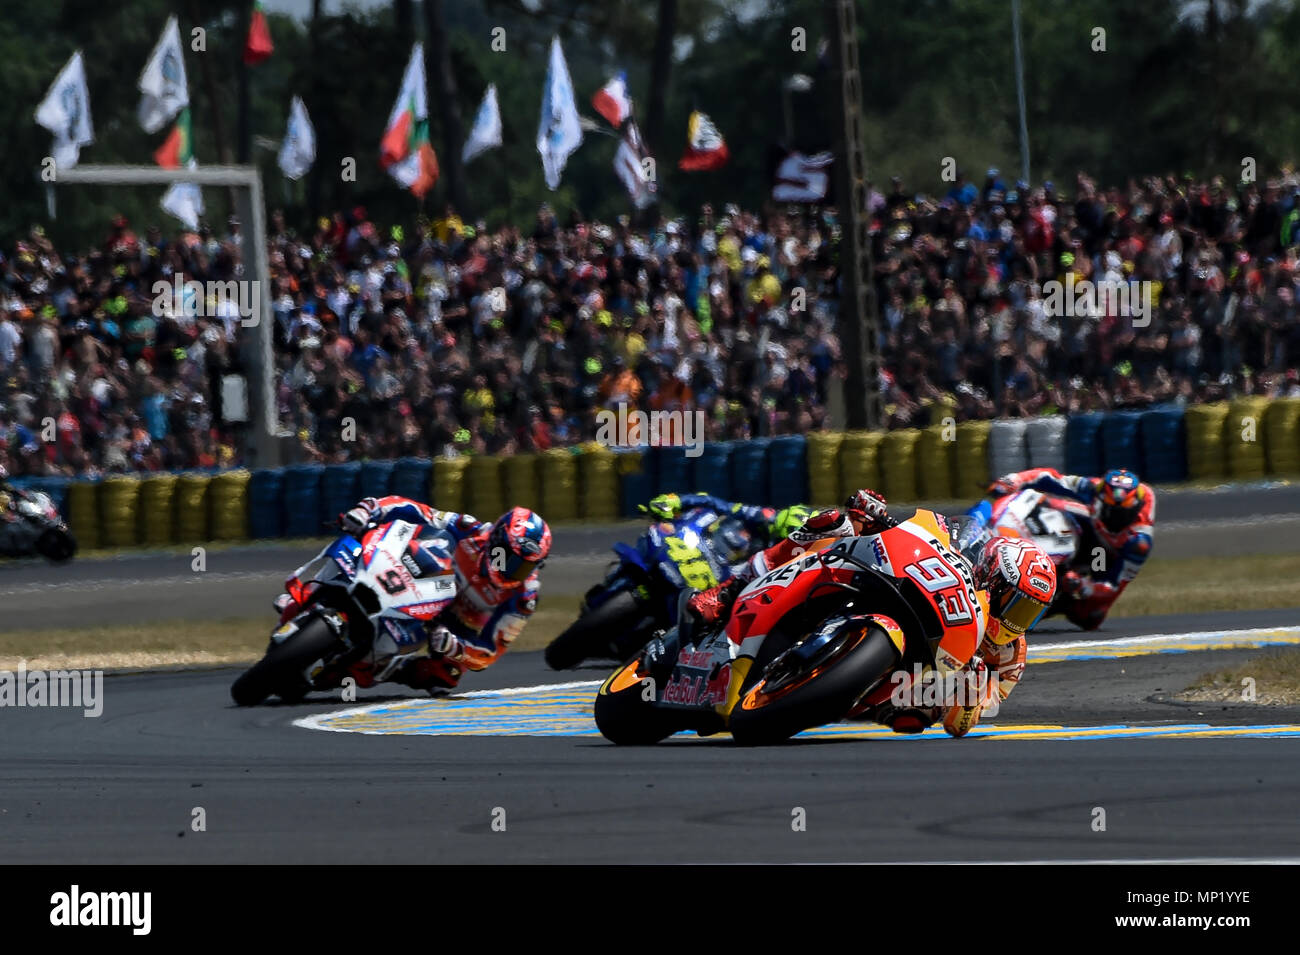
[973, 537, 1057, 637]
[1095, 468, 1144, 533]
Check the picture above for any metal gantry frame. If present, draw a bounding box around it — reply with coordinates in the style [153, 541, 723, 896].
[52, 164, 280, 468]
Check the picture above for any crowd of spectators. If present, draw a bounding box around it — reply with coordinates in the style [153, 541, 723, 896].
[5, 165, 1300, 477]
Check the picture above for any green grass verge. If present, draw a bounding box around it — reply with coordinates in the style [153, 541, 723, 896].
[1178, 648, 1300, 705]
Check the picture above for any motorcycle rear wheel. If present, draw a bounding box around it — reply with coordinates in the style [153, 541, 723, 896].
[544, 589, 652, 670]
[728, 624, 899, 746]
[35, 527, 76, 563]
[231, 616, 343, 706]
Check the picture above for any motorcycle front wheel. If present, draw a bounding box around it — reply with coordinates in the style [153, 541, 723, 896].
[35, 527, 76, 563]
[231, 615, 344, 706]
[544, 589, 653, 670]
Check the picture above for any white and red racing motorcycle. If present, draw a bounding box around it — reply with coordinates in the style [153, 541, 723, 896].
[231, 519, 458, 706]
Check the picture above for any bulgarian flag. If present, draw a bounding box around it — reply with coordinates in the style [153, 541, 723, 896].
[380, 42, 439, 199]
[243, 1, 274, 66]
[153, 107, 192, 169]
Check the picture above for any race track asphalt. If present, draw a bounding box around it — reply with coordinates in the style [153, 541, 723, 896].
[1, 488, 1299, 863]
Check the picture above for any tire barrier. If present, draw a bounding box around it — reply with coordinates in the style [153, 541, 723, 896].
[210, 469, 251, 541]
[1264, 397, 1300, 476]
[432, 456, 469, 513]
[1226, 396, 1270, 480]
[1183, 402, 1230, 481]
[138, 474, 178, 546]
[767, 436, 809, 507]
[319, 461, 361, 531]
[692, 441, 734, 499]
[1100, 411, 1144, 474]
[503, 453, 543, 515]
[1139, 407, 1187, 484]
[618, 450, 654, 517]
[465, 455, 506, 521]
[392, 457, 434, 503]
[358, 459, 396, 501]
[987, 420, 1029, 479]
[954, 421, 992, 498]
[1064, 412, 1106, 477]
[578, 444, 620, 521]
[879, 429, 921, 503]
[175, 472, 214, 543]
[248, 468, 286, 539]
[730, 437, 771, 505]
[1025, 416, 1068, 474]
[281, 465, 322, 538]
[838, 430, 883, 504]
[653, 446, 692, 500]
[917, 424, 956, 501]
[541, 448, 579, 523]
[100, 475, 141, 549]
[805, 431, 844, 506]
[66, 479, 100, 550]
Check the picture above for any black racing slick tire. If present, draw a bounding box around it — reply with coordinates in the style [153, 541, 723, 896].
[230, 616, 343, 706]
[35, 527, 76, 563]
[544, 590, 649, 670]
[593, 658, 683, 745]
[728, 624, 900, 746]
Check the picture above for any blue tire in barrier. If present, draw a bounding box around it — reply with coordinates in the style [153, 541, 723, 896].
[318, 461, 361, 529]
[248, 468, 286, 538]
[1100, 411, 1145, 475]
[767, 436, 809, 507]
[730, 438, 771, 505]
[283, 464, 325, 537]
[359, 459, 396, 501]
[1139, 406, 1187, 483]
[1064, 413, 1106, 476]
[392, 457, 433, 502]
[691, 442, 734, 500]
[654, 446, 692, 499]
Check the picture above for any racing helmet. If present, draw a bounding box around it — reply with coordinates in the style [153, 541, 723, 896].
[711, 519, 753, 564]
[1095, 468, 1144, 534]
[483, 507, 552, 586]
[973, 537, 1057, 638]
[772, 504, 815, 541]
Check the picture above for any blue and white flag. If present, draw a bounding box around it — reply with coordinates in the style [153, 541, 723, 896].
[463, 83, 502, 164]
[35, 51, 94, 170]
[278, 95, 315, 180]
[536, 36, 583, 190]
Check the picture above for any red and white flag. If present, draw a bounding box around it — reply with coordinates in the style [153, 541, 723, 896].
[614, 120, 655, 209]
[380, 42, 439, 198]
[678, 110, 729, 172]
[591, 71, 632, 128]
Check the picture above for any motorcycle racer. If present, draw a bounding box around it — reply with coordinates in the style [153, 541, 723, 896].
[982, 467, 1153, 629]
[277, 495, 551, 692]
[639, 492, 816, 553]
[685, 489, 1056, 736]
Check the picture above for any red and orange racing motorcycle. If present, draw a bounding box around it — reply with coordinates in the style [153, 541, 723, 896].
[594, 509, 993, 745]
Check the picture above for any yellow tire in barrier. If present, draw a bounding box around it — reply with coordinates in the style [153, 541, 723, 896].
[175, 473, 213, 543]
[1263, 397, 1300, 476]
[1226, 397, 1270, 480]
[918, 424, 957, 501]
[954, 420, 993, 499]
[67, 481, 100, 551]
[1183, 403, 1229, 481]
[578, 444, 620, 521]
[138, 474, 178, 546]
[838, 431, 883, 504]
[541, 448, 579, 523]
[879, 429, 922, 503]
[432, 456, 469, 513]
[210, 469, 251, 541]
[465, 455, 506, 522]
[806, 431, 844, 506]
[503, 453, 543, 515]
[100, 475, 142, 548]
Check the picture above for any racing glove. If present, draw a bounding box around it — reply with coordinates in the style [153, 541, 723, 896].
[844, 488, 891, 534]
[987, 474, 1019, 497]
[427, 624, 465, 662]
[687, 577, 745, 625]
[788, 508, 854, 546]
[941, 655, 997, 738]
[339, 497, 379, 535]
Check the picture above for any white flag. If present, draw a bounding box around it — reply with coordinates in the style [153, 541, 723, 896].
[772, 151, 834, 203]
[614, 121, 655, 210]
[35, 51, 94, 170]
[278, 95, 315, 180]
[462, 83, 502, 164]
[138, 16, 190, 134]
[161, 158, 204, 230]
[536, 36, 583, 190]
